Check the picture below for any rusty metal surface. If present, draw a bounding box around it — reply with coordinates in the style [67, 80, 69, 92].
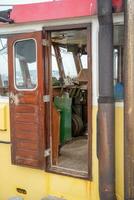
[124, 0, 134, 199]
[98, 0, 113, 97]
[98, 0, 116, 199]
[98, 104, 115, 200]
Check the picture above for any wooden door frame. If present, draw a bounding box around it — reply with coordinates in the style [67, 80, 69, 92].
[43, 23, 92, 180]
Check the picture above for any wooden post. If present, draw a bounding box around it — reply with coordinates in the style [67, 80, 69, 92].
[124, 0, 134, 199]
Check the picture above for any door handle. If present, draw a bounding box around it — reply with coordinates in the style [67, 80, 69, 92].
[9, 92, 21, 105]
[10, 97, 14, 104]
[9, 92, 15, 104]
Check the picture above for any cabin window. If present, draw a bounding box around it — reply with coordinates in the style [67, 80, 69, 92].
[52, 46, 60, 80]
[14, 39, 37, 90]
[60, 47, 77, 78]
[0, 38, 8, 96]
[81, 55, 88, 69]
[48, 27, 92, 179]
[113, 25, 124, 101]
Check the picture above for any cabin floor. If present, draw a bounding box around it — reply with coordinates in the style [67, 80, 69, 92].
[58, 136, 88, 172]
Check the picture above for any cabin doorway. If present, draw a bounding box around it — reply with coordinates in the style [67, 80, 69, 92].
[8, 26, 92, 178]
[44, 26, 92, 178]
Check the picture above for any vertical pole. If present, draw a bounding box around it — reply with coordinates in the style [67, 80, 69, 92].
[53, 44, 65, 79]
[98, 1, 116, 199]
[124, 0, 134, 199]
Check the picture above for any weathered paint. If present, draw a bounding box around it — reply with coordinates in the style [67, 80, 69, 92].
[98, 1, 115, 199]
[115, 103, 124, 200]
[0, 104, 7, 130]
[11, 0, 97, 23]
[0, 8, 124, 199]
[112, 0, 123, 12]
[0, 102, 123, 200]
[0, 103, 98, 200]
[10, 0, 123, 24]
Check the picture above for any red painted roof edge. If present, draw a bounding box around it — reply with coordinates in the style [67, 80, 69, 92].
[10, 0, 123, 24]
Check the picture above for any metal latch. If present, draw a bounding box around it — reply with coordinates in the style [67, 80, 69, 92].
[43, 95, 50, 103]
[44, 148, 51, 157]
[42, 39, 50, 47]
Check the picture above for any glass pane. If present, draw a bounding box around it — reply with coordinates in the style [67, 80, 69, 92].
[52, 46, 60, 79]
[60, 47, 77, 78]
[81, 55, 88, 69]
[14, 39, 37, 90]
[0, 38, 8, 96]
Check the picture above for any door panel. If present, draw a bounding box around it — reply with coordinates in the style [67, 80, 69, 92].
[8, 32, 46, 169]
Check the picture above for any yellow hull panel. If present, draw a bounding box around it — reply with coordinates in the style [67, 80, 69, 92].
[0, 102, 123, 200]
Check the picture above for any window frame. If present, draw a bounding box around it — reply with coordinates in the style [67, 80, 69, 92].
[13, 38, 38, 91]
[59, 46, 78, 78]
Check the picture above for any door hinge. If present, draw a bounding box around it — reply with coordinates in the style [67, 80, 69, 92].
[43, 95, 50, 103]
[42, 39, 50, 47]
[44, 148, 51, 157]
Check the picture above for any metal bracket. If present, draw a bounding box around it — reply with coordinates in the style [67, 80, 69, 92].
[42, 39, 50, 47]
[43, 95, 50, 103]
[44, 148, 51, 157]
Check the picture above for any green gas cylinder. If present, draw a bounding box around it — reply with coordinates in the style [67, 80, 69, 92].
[54, 93, 72, 145]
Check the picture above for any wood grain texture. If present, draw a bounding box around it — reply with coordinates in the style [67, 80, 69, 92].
[8, 32, 46, 169]
[52, 104, 60, 165]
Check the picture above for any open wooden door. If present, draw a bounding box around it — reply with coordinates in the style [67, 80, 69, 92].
[8, 32, 46, 169]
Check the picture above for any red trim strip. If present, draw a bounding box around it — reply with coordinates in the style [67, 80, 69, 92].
[10, 0, 123, 24]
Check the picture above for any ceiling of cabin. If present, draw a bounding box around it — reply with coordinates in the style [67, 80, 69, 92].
[51, 29, 87, 46]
